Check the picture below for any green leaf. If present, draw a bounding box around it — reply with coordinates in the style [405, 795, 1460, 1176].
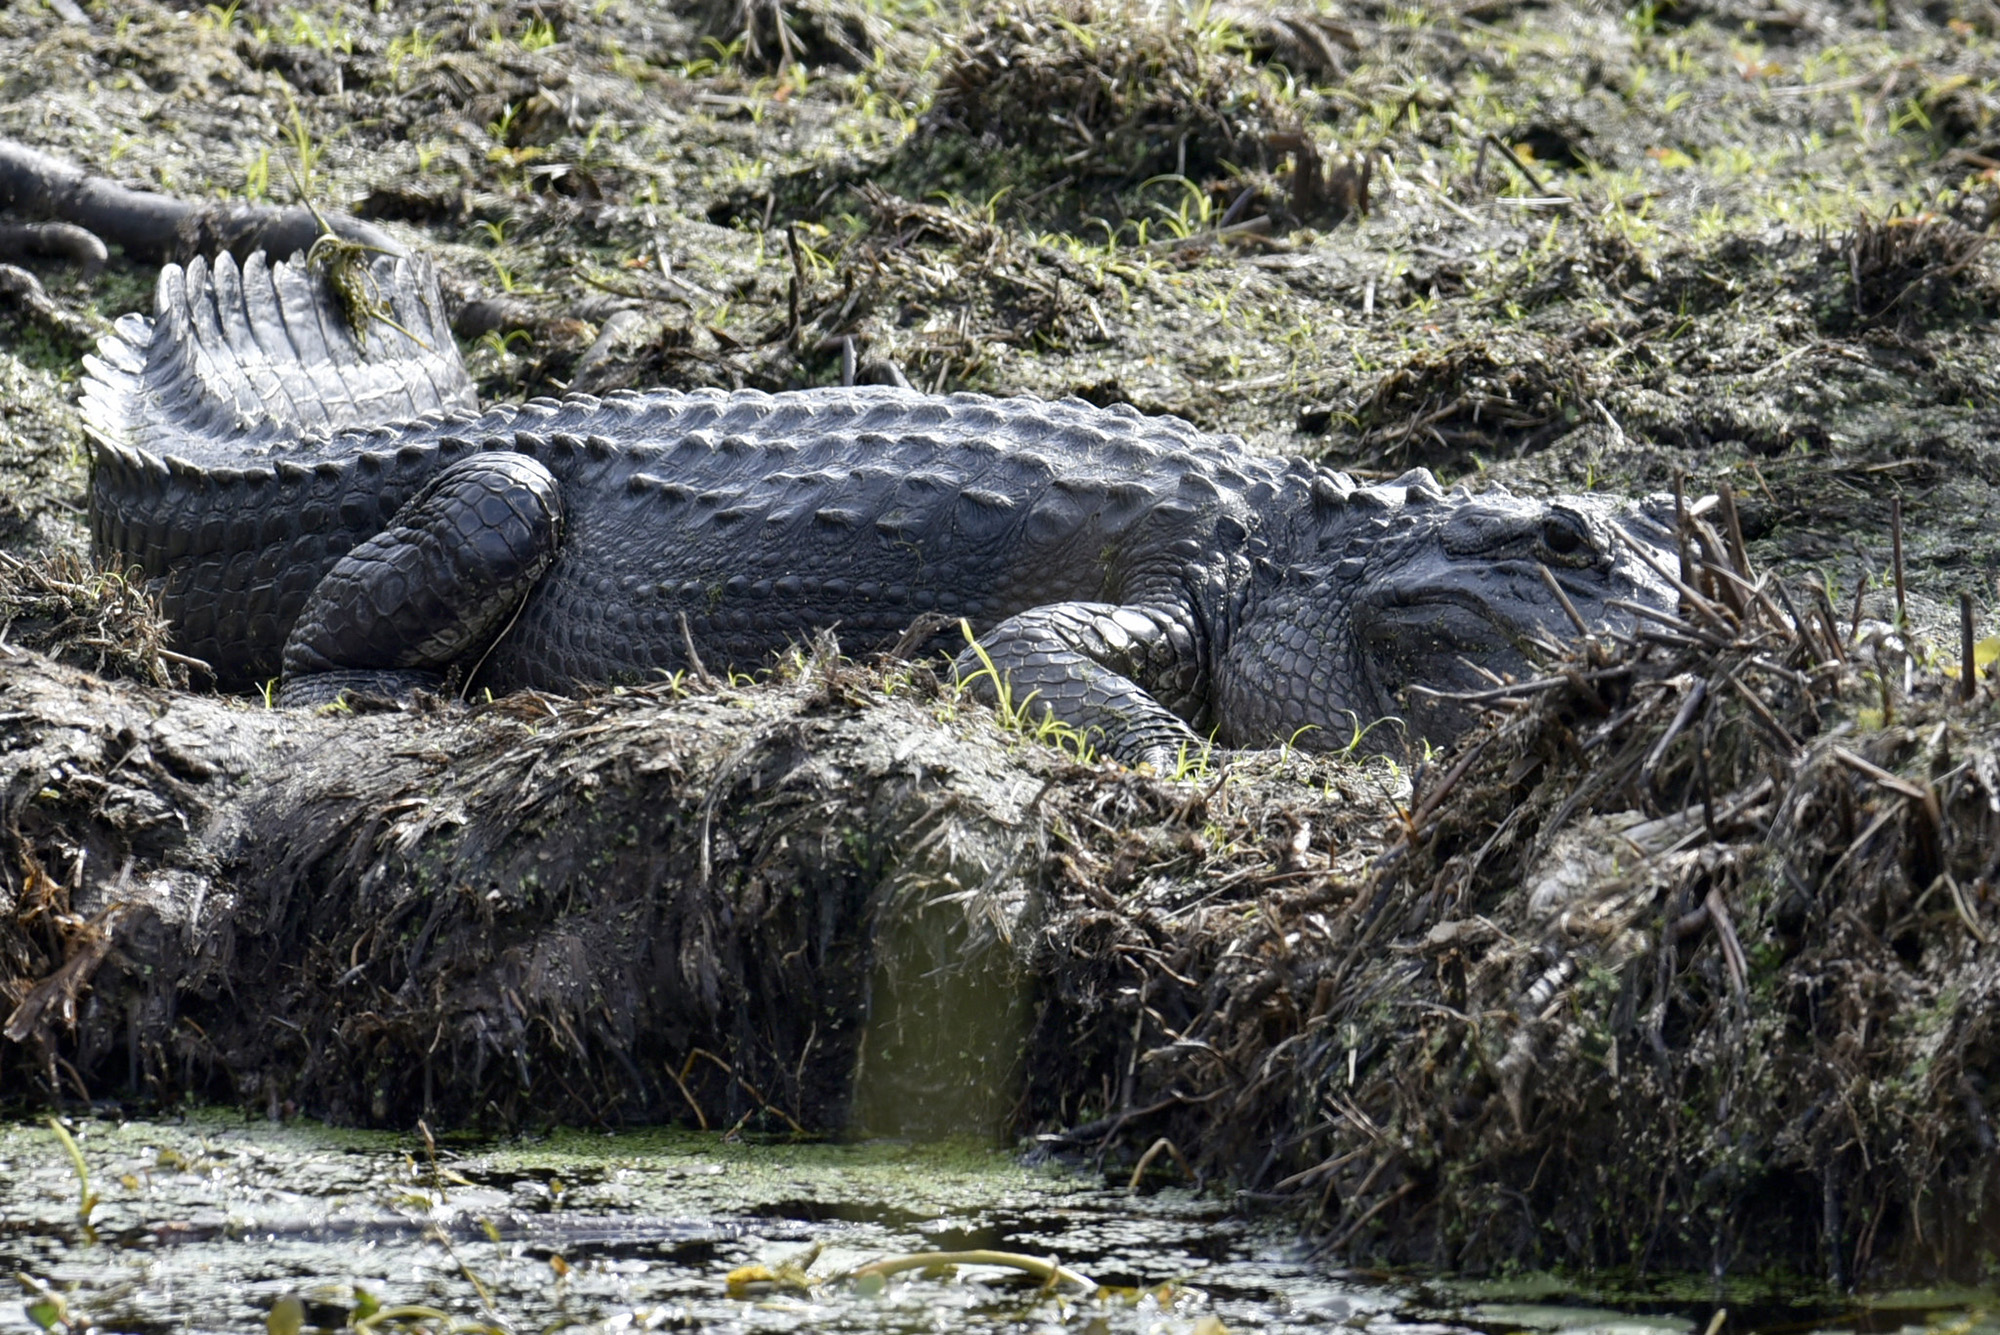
[266, 1294, 304, 1335]
[25, 1295, 63, 1332]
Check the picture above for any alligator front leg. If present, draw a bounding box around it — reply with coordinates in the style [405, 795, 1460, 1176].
[279, 453, 563, 706]
[953, 602, 1210, 771]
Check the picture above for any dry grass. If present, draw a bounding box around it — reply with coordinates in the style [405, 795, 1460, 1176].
[0, 549, 192, 688]
[1835, 209, 1996, 331]
[1348, 332, 1593, 467]
[1024, 499, 2000, 1278]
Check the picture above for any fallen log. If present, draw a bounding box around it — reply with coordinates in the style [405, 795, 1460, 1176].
[0, 138, 404, 265]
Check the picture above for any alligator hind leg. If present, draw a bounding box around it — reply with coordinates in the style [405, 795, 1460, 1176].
[953, 602, 1210, 771]
[279, 453, 563, 706]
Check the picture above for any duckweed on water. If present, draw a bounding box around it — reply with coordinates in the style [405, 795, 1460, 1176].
[5, 1116, 2000, 1335]
[0, 1113, 1396, 1334]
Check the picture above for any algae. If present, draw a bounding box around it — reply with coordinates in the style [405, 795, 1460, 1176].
[0, 1113, 1382, 1333]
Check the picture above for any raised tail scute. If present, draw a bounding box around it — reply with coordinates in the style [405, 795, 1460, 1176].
[79, 249, 474, 459]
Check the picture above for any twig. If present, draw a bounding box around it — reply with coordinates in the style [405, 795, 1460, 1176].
[1483, 133, 1548, 194]
[1941, 872, 1990, 945]
[885, 610, 954, 662]
[1609, 597, 1728, 648]
[1410, 732, 1494, 833]
[677, 611, 716, 689]
[1832, 746, 1937, 807]
[1725, 669, 1800, 754]
[1641, 678, 1707, 799]
[1127, 1136, 1194, 1190]
[1717, 482, 1753, 583]
[1703, 887, 1749, 1003]
[666, 1058, 709, 1131]
[1811, 583, 1848, 662]
[650, 238, 719, 302]
[1271, 1147, 1367, 1194]
[1323, 1179, 1417, 1255]
[785, 222, 805, 340]
[1137, 215, 1273, 253]
[1614, 528, 1735, 635]
[1403, 665, 1629, 705]
[1961, 591, 1977, 703]
[1538, 564, 1589, 635]
[1651, 770, 1757, 858]
[1219, 187, 1258, 228]
[1891, 495, 1906, 627]
[1818, 802, 1901, 886]
[682, 1047, 805, 1136]
[1689, 516, 1747, 618]
[1673, 471, 1693, 590]
[843, 1251, 1096, 1293]
[1770, 579, 1821, 659]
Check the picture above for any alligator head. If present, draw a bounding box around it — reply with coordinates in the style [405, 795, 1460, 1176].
[1220, 468, 1679, 754]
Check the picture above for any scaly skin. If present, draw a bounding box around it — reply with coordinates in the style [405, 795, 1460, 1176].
[82, 251, 1677, 765]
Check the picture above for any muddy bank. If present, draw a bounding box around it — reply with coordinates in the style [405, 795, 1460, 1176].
[1025, 567, 2000, 1280]
[0, 639, 1059, 1133]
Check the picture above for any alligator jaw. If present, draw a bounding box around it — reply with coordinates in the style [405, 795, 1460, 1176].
[1355, 586, 1548, 750]
[1350, 505, 1680, 753]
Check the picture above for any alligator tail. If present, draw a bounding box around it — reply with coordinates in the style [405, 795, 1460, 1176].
[79, 249, 474, 457]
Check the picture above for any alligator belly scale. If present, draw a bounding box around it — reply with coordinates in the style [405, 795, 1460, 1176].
[81, 251, 1677, 765]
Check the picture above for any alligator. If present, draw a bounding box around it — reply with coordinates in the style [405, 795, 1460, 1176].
[81, 249, 1678, 766]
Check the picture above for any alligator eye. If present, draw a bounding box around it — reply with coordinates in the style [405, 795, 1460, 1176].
[1541, 513, 1587, 557]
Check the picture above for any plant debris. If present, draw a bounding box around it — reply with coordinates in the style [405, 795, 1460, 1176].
[0, 548, 192, 687]
[921, 0, 1310, 231]
[1020, 505, 2000, 1278]
[1832, 208, 1997, 331]
[1347, 332, 1591, 467]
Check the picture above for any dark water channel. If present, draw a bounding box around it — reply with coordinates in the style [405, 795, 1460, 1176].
[1, 1116, 1993, 1335]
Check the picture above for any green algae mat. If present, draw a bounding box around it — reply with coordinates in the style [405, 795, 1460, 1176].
[0, 1114, 1394, 1332]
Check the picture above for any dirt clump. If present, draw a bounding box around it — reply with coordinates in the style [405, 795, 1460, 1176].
[919, 0, 1315, 232]
[1342, 332, 1594, 469]
[1823, 209, 1998, 332]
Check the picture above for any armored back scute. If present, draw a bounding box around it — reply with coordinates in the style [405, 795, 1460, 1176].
[81, 249, 473, 460]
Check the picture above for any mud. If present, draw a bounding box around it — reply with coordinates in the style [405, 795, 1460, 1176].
[2, 0, 2000, 1288]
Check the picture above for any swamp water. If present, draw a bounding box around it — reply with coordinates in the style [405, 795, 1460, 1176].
[0, 1117, 1995, 1335]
